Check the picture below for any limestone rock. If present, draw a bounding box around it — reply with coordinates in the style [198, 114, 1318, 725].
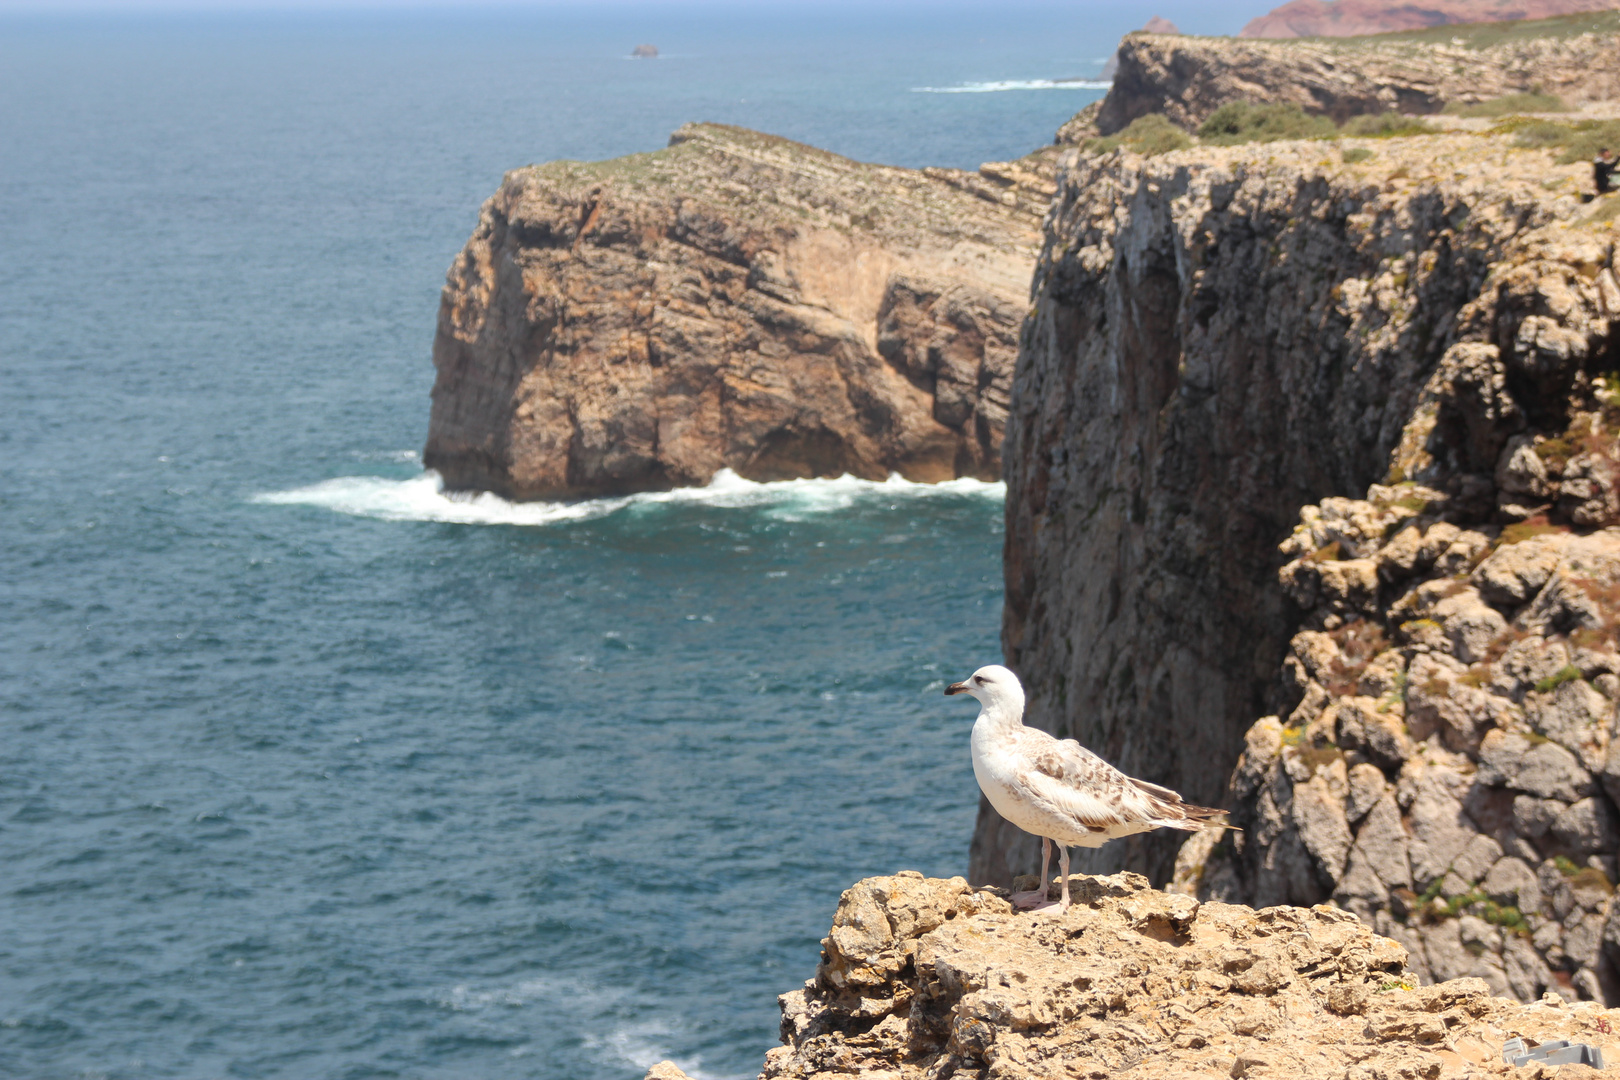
[759, 872, 1620, 1080]
[1479, 729, 1595, 803]
[1474, 534, 1570, 608]
[426, 123, 1046, 498]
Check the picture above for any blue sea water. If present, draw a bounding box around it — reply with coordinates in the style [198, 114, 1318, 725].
[0, 3, 1247, 1077]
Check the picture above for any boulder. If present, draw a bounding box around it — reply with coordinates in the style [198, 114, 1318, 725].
[1474, 534, 1569, 608]
[1477, 729, 1595, 802]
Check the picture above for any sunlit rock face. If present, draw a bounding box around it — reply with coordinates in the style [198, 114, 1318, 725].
[424, 123, 1056, 500]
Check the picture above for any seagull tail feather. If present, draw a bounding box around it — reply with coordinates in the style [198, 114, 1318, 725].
[1128, 777, 1236, 833]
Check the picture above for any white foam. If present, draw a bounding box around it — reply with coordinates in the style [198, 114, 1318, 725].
[588, 1021, 743, 1080]
[252, 468, 1004, 527]
[911, 78, 1110, 93]
[428, 976, 742, 1080]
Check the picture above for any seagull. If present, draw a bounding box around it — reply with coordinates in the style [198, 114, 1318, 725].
[947, 664, 1230, 912]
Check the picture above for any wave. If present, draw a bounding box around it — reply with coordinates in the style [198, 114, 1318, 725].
[911, 78, 1110, 93]
[252, 468, 1004, 527]
[428, 977, 742, 1080]
[588, 1021, 744, 1080]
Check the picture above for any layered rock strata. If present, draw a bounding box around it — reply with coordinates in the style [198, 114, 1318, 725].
[1097, 15, 1620, 136]
[424, 123, 1052, 499]
[985, 130, 1620, 894]
[648, 871, 1620, 1080]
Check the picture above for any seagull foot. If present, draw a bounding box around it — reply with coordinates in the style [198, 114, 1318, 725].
[1010, 889, 1058, 911]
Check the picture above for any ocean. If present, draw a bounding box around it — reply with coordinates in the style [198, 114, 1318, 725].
[0, 3, 1238, 1077]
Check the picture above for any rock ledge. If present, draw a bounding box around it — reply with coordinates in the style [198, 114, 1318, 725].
[651, 871, 1620, 1079]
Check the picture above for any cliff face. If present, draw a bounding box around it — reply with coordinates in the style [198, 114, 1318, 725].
[1241, 0, 1620, 39]
[649, 871, 1620, 1080]
[1176, 212, 1620, 1002]
[424, 123, 1052, 499]
[1097, 15, 1620, 135]
[982, 131, 1612, 894]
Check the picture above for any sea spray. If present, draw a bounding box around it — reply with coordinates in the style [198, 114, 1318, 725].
[253, 468, 1006, 528]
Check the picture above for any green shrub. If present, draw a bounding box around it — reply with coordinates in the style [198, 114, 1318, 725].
[1341, 112, 1439, 138]
[1534, 663, 1582, 694]
[1512, 119, 1620, 163]
[1089, 114, 1193, 156]
[1198, 102, 1336, 145]
[1342, 146, 1374, 164]
[1444, 92, 1569, 117]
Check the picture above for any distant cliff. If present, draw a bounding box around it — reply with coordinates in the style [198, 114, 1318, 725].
[424, 124, 1054, 499]
[1096, 12, 1620, 136]
[1242, 0, 1619, 38]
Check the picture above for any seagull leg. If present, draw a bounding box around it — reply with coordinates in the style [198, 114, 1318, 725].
[1055, 843, 1071, 913]
[1011, 838, 1055, 911]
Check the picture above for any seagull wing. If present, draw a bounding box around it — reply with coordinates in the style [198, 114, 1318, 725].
[1021, 734, 1153, 830]
[1019, 729, 1228, 832]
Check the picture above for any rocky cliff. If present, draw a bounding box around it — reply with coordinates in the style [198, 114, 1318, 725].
[1241, 0, 1620, 39]
[424, 123, 1053, 499]
[647, 871, 1620, 1079]
[1165, 201, 1620, 1007]
[984, 125, 1620, 914]
[1097, 13, 1620, 136]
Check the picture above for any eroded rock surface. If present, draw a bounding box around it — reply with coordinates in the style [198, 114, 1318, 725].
[647, 871, 1620, 1080]
[425, 123, 1052, 499]
[1079, 120, 1620, 1003]
[1188, 477, 1620, 1004]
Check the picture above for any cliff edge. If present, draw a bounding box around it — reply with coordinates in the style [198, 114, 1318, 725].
[424, 123, 1053, 499]
[649, 871, 1620, 1079]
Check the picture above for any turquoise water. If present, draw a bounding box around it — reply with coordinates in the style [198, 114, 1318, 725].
[0, 4, 1237, 1077]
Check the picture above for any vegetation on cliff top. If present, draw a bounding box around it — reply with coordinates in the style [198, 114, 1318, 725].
[1332, 8, 1620, 48]
[1444, 90, 1570, 117]
[1086, 103, 1439, 156]
[1507, 116, 1620, 162]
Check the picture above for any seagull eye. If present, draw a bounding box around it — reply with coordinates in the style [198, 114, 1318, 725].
[974, 676, 986, 686]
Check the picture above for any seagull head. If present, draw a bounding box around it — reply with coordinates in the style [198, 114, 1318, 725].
[945, 664, 1025, 718]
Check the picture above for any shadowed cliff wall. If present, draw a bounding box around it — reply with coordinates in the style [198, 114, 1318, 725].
[979, 134, 1567, 888]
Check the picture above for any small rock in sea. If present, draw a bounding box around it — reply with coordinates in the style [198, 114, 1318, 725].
[631, 44, 658, 59]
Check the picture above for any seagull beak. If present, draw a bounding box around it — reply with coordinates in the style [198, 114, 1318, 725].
[945, 681, 970, 696]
